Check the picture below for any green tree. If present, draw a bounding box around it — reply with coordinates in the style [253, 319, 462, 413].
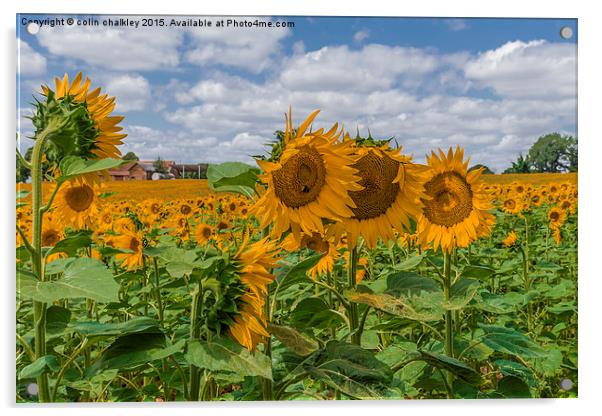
[123, 151, 139, 161]
[16, 147, 32, 183]
[528, 133, 577, 173]
[469, 164, 494, 174]
[503, 153, 531, 174]
[153, 156, 167, 173]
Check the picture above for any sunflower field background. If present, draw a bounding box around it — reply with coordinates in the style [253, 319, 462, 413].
[16, 74, 577, 402]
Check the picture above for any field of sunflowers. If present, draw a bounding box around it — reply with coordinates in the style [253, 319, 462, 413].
[16, 74, 577, 402]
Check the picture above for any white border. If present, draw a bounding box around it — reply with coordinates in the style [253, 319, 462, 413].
[2, 1, 601, 415]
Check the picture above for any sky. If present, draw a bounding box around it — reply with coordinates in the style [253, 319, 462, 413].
[16, 15, 577, 172]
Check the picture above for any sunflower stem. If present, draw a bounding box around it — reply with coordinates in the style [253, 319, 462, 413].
[188, 284, 203, 400]
[29, 125, 55, 403]
[443, 250, 454, 399]
[347, 245, 361, 345]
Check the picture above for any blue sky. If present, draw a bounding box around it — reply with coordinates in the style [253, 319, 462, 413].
[17, 15, 577, 172]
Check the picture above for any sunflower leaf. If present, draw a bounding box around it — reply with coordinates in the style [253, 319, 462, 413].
[17, 257, 119, 303]
[186, 337, 272, 380]
[207, 162, 260, 198]
[57, 156, 126, 182]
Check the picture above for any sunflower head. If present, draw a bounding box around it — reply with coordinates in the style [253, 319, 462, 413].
[335, 139, 428, 248]
[548, 206, 566, 228]
[114, 231, 145, 271]
[35, 73, 126, 174]
[194, 235, 280, 350]
[52, 182, 98, 229]
[502, 231, 518, 247]
[252, 109, 362, 239]
[417, 147, 495, 252]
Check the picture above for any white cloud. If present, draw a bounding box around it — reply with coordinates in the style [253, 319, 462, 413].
[17, 39, 47, 76]
[36, 20, 182, 71]
[103, 74, 151, 112]
[445, 19, 469, 32]
[465, 40, 577, 99]
[279, 44, 439, 92]
[185, 17, 291, 73]
[353, 29, 370, 43]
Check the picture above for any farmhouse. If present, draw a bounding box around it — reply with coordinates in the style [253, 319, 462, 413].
[107, 160, 209, 180]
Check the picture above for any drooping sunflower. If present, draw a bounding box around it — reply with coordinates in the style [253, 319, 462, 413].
[195, 222, 214, 245]
[228, 236, 280, 350]
[417, 147, 495, 252]
[327, 139, 428, 249]
[548, 206, 566, 229]
[41, 73, 126, 160]
[281, 231, 339, 279]
[52, 182, 98, 229]
[252, 109, 362, 239]
[113, 230, 144, 271]
[502, 231, 518, 248]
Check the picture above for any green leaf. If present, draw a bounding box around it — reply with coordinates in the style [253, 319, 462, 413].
[461, 265, 496, 280]
[497, 375, 532, 398]
[289, 297, 344, 329]
[392, 254, 425, 271]
[17, 258, 119, 303]
[93, 334, 184, 372]
[442, 278, 480, 311]
[46, 232, 92, 257]
[58, 156, 125, 181]
[385, 271, 440, 296]
[46, 305, 71, 335]
[19, 355, 60, 379]
[346, 290, 443, 321]
[17, 190, 30, 199]
[308, 341, 393, 399]
[267, 323, 319, 357]
[207, 162, 260, 197]
[494, 359, 536, 387]
[275, 254, 323, 292]
[69, 317, 161, 338]
[186, 337, 272, 380]
[478, 324, 546, 359]
[418, 351, 482, 385]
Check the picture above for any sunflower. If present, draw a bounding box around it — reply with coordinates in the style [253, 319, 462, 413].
[553, 227, 562, 245]
[548, 206, 566, 229]
[502, 195, 523, 215]
[252, 109, 362, 239]
[52, 182, 98, 229]
[282, 231, 339, 279]
[229, 236, 280, 350]
[329, 141, 428, 249]
[113, 231, 144, 270]
[502, 231, 518, 247]
[195, 223, 214, 245]
[417, 147, 495, 252]
[39, 216, 65, 263]
[42, 72, 127, 159]
[530, 192, 543, 207]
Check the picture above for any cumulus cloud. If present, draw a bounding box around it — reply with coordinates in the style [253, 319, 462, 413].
[353, 29, 370, 43]
[279, 44, 439, 92]
[465, 40, 577, 99]
[445, 19, 469, 32]
[17, 39, 47, 76]
[102, 74, 151, 112]
[36, 19, 182, 71]
[185, 17, 291, 73]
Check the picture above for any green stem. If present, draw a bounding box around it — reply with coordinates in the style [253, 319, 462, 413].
[443, 250, 454, 399]
[51, 337, 89, 401]
[30, 128, 52, 403]
[347, 245, 360, 345]
[188, 284, 203, 401]
[262, 289, 273, 400]
[152, 258, 164, 324]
